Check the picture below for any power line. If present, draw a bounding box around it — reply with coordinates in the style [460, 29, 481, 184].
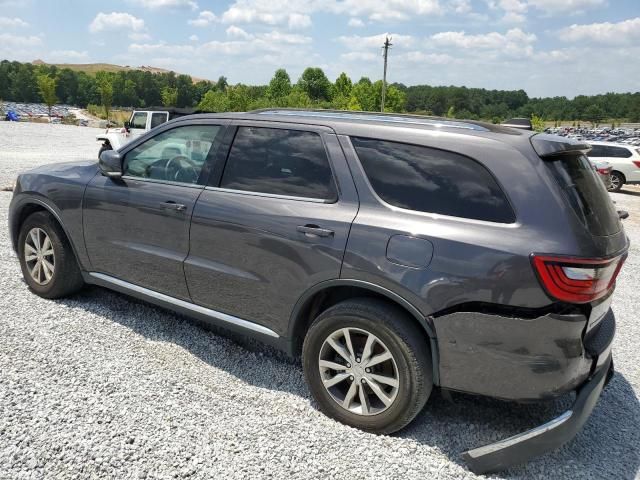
[381, 36, 392, 113]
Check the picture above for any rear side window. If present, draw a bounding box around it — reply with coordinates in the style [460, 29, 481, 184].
[588, 145, 632, 158]
[220, 127, 336, 200]
[150, 112, 168, 129]
[545, 154, 620, 236]
[587, 145, 607, 157]
[351, 138, 515, 223]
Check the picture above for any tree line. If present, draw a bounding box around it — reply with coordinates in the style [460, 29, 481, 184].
[1, 59, 639, 124]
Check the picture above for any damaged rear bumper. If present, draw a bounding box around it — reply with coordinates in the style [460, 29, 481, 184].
[462, 354, 613, 474]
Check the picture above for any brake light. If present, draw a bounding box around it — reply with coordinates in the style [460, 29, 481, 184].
[532, 254, 626, 303]
[597, 166, 611, 174]
[632, 160, 640, 168]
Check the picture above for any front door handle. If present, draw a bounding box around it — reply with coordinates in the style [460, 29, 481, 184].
[297, 224, 334, 238]
[161, 201, 187, 212]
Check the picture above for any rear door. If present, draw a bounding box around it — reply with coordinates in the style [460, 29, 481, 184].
[185, 122, 359, 335]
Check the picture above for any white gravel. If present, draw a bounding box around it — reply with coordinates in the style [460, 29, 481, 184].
[0, 122, 639, 479]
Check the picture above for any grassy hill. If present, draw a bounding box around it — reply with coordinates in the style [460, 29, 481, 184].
[31, 60, 207, 82]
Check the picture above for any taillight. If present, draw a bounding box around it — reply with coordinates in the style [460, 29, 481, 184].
[597, 167, 611, 174]
[632, 160, 640, 168]
[532, 254, 626, 304]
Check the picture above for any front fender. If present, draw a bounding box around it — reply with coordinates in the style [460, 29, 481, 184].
[96, 133, 124, 150]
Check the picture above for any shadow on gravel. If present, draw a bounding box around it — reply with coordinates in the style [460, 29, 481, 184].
[619, 189, 640, 197]
[59, 286, 640, 479]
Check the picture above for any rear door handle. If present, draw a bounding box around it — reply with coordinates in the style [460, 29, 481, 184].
[161, 201, 187, 212]
[297, 224, 334, 238]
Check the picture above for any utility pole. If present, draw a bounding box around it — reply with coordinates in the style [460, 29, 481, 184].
[381, 36, 392, 113]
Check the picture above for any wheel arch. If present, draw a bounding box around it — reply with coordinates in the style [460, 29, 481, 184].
[287, 279, 439, 384]
[11, 197, 83, 268]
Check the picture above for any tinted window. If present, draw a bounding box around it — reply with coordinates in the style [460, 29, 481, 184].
[220, 127, 336, 200]
[351, 138, 515, 223]
[124, 125, 221, 184]
[545, 153, 620, 236]
[588, 145, 632, 158]
[587, 145, 607, 157]
[150, 112, 168, 129]
[606, 146, 632, 158]
[130, 112, 147, 129]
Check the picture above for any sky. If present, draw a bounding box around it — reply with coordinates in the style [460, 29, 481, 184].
[0, 0, 639, 98]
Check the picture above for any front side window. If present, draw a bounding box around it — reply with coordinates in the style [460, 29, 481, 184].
[150, 112, 168, 129]
[351, 137, 515, 223]
[130, 112, 147, 129]
[123, 124, 222, 184]
[220, 127, 336, 200]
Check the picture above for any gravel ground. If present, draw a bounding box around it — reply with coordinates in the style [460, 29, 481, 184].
[0, 122, 639, 479]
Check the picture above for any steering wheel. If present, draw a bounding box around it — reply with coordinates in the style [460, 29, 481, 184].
[164, 155, 199, 183]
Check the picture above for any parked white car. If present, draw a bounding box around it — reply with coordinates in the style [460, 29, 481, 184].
[587, 142, 640, 192]
[96, 108, 198, 158]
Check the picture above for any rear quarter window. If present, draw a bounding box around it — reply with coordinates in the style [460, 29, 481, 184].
[545, 153, 620, 237]
[351, 137, 515, 223]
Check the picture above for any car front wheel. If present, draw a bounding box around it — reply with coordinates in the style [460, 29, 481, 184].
[302, 298, 432, 434]
[18, 211, 84, 299]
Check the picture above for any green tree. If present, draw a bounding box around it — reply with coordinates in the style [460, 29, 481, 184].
[531, 114, 545, 132]
[298, 67, 332, 102]
[267, 69, 292, 99]
[372, 80, 405, 112]
[96, 73, 113, 121]
[583, 104, 605, 126]
[37, 74, 57, 119]
[161, 87, 178, 107]
[215, 76, 228, 92]
[198, 89, 230, 112]
[349, 78, 376, 111]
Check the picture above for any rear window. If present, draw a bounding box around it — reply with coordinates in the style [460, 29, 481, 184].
[351, 138, 515, 223]
[545, 154, 620, 236]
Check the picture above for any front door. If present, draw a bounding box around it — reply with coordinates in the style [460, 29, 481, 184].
[185, 123, 359, 335]
[83, 122, 226, 300]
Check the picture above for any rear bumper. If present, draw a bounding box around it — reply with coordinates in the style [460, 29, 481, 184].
[462, 354, 613, 474]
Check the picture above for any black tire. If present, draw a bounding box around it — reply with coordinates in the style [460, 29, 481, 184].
[17, 211, 84, 299]
[302, 298, 432, 434]
[98, 142, 112, 159]
[608, 171, 625, 192]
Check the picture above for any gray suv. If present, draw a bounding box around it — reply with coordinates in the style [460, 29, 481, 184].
[8, 110, 628, 474]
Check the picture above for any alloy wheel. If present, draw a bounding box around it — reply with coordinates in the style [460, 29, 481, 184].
[318, 327, 399, 416]
[24, 227, 55, 285]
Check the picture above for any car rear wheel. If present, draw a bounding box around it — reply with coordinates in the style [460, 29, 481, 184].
[608, 171, 625, 192]
[18, 211, 84, 299]
[302, 298, 432, 434]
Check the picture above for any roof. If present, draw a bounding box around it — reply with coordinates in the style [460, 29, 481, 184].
[178, 109, 527, 140]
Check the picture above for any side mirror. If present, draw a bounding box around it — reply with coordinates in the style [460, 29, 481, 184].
[124, 121, 131, 131]
[99, 150, 123, 178]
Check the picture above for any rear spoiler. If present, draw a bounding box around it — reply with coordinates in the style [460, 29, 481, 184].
[531, 134, 592, 158]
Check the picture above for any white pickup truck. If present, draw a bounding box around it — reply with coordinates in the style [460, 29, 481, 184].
[96, 108, 198, 158]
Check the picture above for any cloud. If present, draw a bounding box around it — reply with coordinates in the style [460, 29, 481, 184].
[129, 32, 152, 41]
[430, 28, 536, 56]
[348, 18, 364, 27]
[49, 50, 90, 62]
[89, 12, 145, 33]
[226, 25, 253, 40]
[288, 13, 311, 29]
[398, 51, 455, 64]
[558, 17, 640, 46]
[129, 0, 198, 9]
[337, 33, 414, 50]
[0, 32, 41, 47]
[0, 16, 29, 28]
[189, 34, 199, 41]
[527, 0, 606, 14]
[188, 10, 216, 27]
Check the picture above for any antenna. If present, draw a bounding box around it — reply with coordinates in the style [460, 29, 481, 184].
[381, 36, 392, 113]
